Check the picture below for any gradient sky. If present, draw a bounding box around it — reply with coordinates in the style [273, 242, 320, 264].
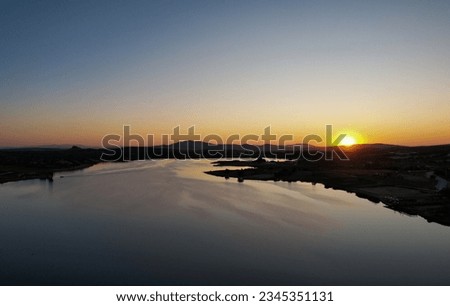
[1, 0, 449, 147]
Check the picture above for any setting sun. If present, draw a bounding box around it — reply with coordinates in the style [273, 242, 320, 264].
[341, 135, 357, 146]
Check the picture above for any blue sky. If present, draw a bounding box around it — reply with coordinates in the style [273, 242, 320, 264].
[1, 0, 450, 146]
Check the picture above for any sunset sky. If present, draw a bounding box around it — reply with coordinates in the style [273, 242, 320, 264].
[1, 0, 449, 147]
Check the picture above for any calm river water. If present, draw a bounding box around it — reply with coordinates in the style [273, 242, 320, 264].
[1, 160, 449, 285]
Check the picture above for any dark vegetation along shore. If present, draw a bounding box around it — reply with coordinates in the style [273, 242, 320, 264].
[1, 142, 449, 226]
[0, 146, 101, 183]
[205, 144, 450, 226]
[0, 142, 283, 183]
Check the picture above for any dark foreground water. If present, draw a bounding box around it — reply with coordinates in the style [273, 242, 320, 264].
[1, 160, 449, 285]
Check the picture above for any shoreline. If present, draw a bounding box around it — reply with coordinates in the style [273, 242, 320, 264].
[1, 145, 449, 226]
[205, 159, 450, 226]
[0, 163, 96, 184]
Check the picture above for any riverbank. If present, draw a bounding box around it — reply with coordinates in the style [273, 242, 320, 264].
[0, 147, 101, 184]
[205, 146, 450, 226]
[1, 144, 449, 227]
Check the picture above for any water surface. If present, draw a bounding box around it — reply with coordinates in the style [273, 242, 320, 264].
[1, 160, 449, 285]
